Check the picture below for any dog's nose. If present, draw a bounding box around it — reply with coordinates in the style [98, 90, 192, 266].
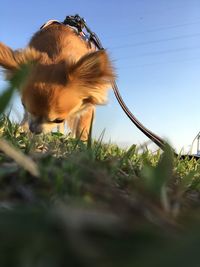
[29, 123, 42, 134]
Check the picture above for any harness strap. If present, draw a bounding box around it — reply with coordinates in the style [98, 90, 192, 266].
[40, 19, 92, 46]
[40, 20, 60, 29]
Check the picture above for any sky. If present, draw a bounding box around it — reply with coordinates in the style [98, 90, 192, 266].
[1, 0, 200, 153]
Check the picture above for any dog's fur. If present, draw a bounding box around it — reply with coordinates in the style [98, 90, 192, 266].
[0, 23, 115, 139]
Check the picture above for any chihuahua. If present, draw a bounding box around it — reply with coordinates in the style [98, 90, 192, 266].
[0, 21, 115, 140]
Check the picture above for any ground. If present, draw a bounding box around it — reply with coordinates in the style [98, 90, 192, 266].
[0, 67, 200, 266]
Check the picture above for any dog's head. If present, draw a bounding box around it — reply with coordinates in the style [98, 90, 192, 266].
[0, 42, 115, 133]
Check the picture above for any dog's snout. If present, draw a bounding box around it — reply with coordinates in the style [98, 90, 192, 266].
[29, 122, 42, 134]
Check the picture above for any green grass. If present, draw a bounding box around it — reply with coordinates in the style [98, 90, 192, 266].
[1, 67, 200, 266]
[1, 115, 200, 266]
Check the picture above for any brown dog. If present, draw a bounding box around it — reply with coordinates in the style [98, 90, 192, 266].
[0, 21, 115, 139]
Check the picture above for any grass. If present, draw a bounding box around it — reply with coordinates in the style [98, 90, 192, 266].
[1, 67, 200, 266]
[1, 116, 200, 267]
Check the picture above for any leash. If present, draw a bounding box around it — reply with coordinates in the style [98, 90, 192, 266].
[63, 15, 166, 151]
[43, 14, 199, 159]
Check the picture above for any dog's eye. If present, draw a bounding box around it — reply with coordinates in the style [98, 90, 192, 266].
[52, 119, 64, 124]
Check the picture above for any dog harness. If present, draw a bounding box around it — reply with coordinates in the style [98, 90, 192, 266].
[40, 19, 91, 45]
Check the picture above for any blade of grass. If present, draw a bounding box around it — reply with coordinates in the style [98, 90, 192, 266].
[0, 139, 39, 177]
[0, 63, 32, 115]
[87, 110, 94, 150]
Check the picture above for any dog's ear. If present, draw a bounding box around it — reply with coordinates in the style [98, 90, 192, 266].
[0, 42, 42, 71]
[68, 50, 115, 104]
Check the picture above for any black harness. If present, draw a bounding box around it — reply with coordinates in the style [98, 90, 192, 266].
[41, 14, 199, 159]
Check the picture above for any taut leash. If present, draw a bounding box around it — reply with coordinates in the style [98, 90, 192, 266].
[62, 15, 167, 151]
[41, 14, 198, 159]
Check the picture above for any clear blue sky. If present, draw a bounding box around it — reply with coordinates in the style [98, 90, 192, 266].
[1, 0, 200, 153]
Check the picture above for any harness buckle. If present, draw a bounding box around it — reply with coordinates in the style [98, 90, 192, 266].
[63, 14, 85, 33]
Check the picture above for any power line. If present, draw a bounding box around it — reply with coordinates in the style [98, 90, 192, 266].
[110, 32, 200, 50]
[103, 19, 200, 40]
[116, 45, 200, 61]
[117, 55, 200, 70]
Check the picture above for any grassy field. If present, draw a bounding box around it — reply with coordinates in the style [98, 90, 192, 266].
[1, 68, 200, 266]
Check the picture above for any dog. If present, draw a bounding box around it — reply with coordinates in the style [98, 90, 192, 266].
[0, 20, 115, 140]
